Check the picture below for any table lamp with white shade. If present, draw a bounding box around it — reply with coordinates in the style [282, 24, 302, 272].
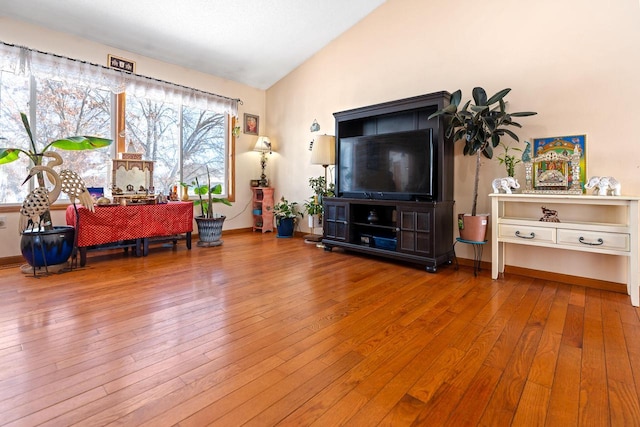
[310, 134, 335, 188]
[253, 136, 272, 187]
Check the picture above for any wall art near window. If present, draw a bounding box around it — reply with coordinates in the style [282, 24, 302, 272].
[523, 134, 586, 194]
[244, 113, 259, 135]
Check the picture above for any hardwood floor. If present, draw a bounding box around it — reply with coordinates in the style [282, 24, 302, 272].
[1, 232, 639, 426]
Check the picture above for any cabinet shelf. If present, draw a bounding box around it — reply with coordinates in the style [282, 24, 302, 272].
[251, 187, 274, 233]
[323, 197, 454, 272]
[352, 221, 398, 231]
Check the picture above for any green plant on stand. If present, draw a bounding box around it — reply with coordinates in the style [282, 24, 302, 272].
[428, 87, 537, 241]
[303, 175, 335, 243]
[302, 175, 335, 217]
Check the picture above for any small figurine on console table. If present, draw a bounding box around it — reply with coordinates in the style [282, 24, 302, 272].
[540, 206, 560, 222]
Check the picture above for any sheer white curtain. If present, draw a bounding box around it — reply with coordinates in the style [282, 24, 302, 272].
[0, 42, 239, 115]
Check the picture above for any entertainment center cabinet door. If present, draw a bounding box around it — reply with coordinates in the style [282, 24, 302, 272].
[323, 199, 349, 242]
[398, 206, 434, 257]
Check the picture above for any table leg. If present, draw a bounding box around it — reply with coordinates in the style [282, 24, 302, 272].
[80, 247, 87, 267]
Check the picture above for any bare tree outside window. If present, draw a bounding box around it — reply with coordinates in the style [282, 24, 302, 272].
[125, 97, 179, 195]
[182, 107, 227, 193]
[126, 98, 228, 196]
[0, 72, 30, 204]
[0, 75, 112, 203]
[35, 78, 112, 197]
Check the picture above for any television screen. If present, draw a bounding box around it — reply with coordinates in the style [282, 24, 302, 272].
[337, 129, 433, 200]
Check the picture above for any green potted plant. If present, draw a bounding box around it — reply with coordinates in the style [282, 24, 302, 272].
[271, 196, 302, 238]
[497, 141, 523, 178]
[302, 176, 335, 236]
[192, 165, 232, 247]
[428, 87, 536, 241]
[0, 112, 112, 270]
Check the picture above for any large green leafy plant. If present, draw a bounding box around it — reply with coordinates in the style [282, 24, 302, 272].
[192, 165, 232, 218]
[428, 87, 536, 216]
[0, 112, 112, 229]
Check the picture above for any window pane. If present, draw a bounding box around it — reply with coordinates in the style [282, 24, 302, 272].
[125, 97, 179, 195]
[182, 107, 227, 195]
[0, 73, 31, 204]
[35, 78, 112, 200]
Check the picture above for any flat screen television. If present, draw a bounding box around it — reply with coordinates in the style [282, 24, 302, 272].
[337, 129, 434, 201]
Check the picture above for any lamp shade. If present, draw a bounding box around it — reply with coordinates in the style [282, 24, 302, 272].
[253, 136, 272, 153]
[311, 135, 335, 166]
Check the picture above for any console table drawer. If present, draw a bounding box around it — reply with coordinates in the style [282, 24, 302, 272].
[499, 224, 555, 243]
[557, 229, 629, 251]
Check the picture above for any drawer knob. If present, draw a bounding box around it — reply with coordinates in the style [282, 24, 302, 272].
[515, 231, 535, 239]
[579, 236, 604, 246]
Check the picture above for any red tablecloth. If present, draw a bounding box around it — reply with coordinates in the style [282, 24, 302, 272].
[66, 202, 193, 247]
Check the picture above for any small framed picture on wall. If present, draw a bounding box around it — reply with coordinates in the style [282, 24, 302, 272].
[244, 113, 259, 135]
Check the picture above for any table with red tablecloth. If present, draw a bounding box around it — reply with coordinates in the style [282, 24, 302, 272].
[66, 202, 193, 265]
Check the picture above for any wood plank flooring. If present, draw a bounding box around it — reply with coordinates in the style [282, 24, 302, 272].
[0, 232, 639, 426]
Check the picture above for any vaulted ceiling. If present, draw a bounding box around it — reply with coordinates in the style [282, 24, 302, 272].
[1, 0, 386, 89]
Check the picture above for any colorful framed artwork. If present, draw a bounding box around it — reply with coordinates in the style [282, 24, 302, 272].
[523, 135, 586, 194]
[244, 113, 259, 135]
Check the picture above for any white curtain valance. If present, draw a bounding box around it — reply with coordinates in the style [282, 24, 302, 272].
[0, 42, 240, 115]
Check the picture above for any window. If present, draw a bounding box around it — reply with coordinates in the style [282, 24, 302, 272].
[35, 78, 113, 198]
[0, 43, 239, 205]
[181, 106, 228, 193]
[0, 71, 30, 204]
[0, 76, 112, 203]
[125, 97, 229, 196]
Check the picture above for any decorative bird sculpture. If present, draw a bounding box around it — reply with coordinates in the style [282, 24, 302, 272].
[42, 152, 94, 212]
[19, 164, 62, 232]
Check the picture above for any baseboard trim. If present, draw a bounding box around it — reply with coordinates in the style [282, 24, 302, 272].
[0, 255, 27, 269]
[454, 257, 626, 294]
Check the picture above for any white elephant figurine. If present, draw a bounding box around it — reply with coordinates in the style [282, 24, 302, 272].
[491, 177, 520, 194]
[585, 176, 621, 196]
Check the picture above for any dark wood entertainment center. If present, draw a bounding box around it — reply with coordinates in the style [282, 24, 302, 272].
[322, 91, 455, 272]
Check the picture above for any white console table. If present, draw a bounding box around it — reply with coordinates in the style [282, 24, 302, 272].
[490, 194, 640, 306]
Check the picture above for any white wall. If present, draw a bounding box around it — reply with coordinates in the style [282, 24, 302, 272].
[265, 0, 640, 283]
[0, 17, 267, 258]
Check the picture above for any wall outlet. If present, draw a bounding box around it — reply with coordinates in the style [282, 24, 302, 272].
[0, 216, 6, 229]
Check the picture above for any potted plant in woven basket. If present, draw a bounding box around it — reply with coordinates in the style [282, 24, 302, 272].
[192, 166, 232, 247]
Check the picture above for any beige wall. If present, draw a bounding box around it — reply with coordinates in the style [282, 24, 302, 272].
[265, 0, 640, 282]
[0, 17, 266, 258]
